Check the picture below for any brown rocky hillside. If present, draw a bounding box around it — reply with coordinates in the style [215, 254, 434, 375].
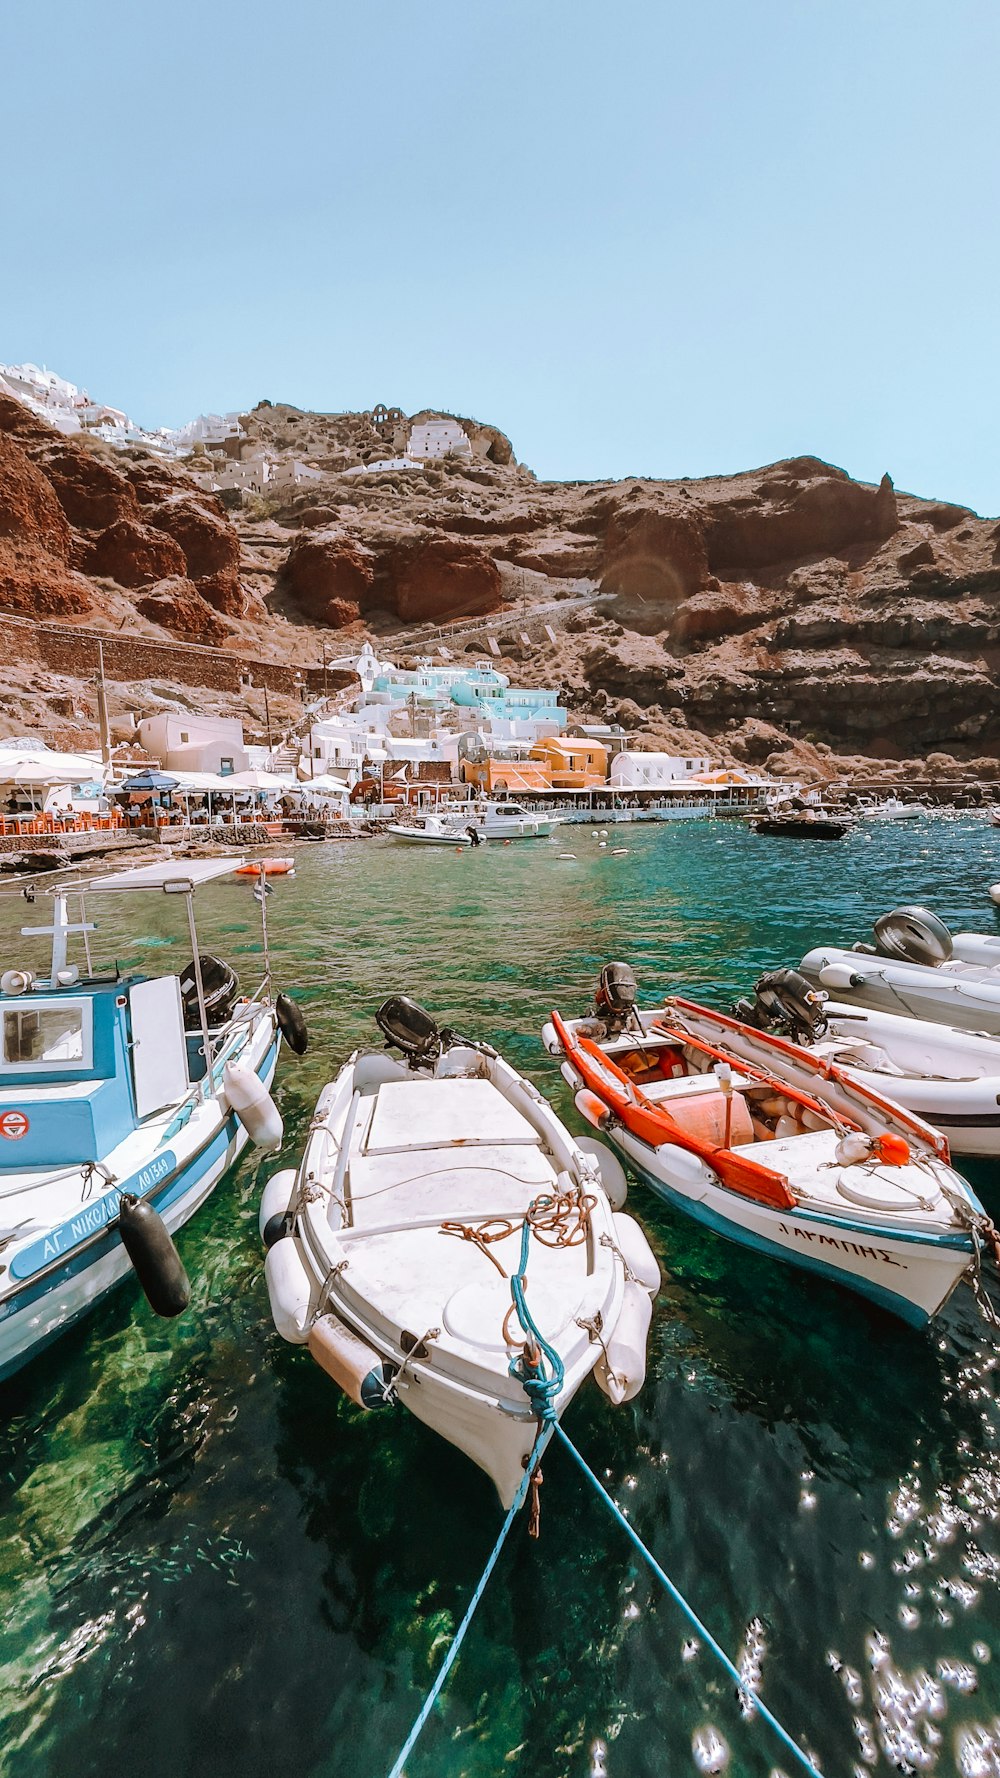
[2, 389, 999, 778]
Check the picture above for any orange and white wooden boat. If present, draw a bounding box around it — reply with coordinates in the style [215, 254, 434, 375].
[542, 966, 989, 1326]
[235, 858, 296, 878]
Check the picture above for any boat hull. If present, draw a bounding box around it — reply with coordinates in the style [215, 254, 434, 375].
[609, 1128, 972, 1326]
[0, 1031, 279, 1382]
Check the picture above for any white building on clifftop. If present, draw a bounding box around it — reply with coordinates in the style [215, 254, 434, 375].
[407, 418, 472, 461]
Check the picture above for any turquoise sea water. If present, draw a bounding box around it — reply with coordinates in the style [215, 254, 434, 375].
[2, 818, 1000, 1778]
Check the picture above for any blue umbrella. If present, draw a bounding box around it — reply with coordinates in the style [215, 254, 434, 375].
[122, 771, 180, 792]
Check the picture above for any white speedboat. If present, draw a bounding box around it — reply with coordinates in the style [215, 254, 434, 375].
[736, 967, 1000, 1157]
[856, 795, 926, 820]
[385, 815, 485, 847]
[543, 965, 988, 1327]
[0, 859, 306, 1381]
[800, 905, 1000, 1035]
[458, 802, 561, 839]
[261, 996, 659, 1506]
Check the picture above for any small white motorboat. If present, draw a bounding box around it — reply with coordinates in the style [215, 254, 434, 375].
[856, 795, 926, 820]
[800, 905, 1000, 1035]
[262, 996, 659, 1506]
[0, 859, 306, 1381]
[543, 965, 991, 1327]
[385, 815, 486, 848]
[735, 967, 1000, 1157]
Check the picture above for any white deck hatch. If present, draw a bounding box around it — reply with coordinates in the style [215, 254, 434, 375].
[364, 1078, 541, 1156]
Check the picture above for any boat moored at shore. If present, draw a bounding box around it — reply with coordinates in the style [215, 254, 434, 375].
[544, 965, 989, 1326]
[0, 859, 303, 1381]
[262, 995, 659, 1505]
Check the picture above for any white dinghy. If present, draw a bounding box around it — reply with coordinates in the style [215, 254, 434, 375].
[262, 996, 659, 1506]
[385, 815, 486, 848]
[800, 905, 1000, 1036]
[734, 968, 1000, 1158]
[544, 965, 993, 1327]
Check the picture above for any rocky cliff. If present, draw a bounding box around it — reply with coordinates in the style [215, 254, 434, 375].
[2, 386, 999, 775]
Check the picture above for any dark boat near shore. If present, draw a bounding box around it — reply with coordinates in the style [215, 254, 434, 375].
[750, 814, 851, 840]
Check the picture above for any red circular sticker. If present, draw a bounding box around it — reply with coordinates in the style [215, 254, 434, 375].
[0, 1111, 30, 1141]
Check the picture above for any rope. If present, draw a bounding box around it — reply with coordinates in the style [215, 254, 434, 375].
[551, 1424, 825, 1778]
[508, 1215, 566, 1423]
[385, 1427, 551, 1778]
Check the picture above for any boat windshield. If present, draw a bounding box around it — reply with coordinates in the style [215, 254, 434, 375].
[2, 1000, 89, 1068]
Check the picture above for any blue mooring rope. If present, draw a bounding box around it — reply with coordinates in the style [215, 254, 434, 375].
[384, 1207, 824, 1778]
[552, 1423, 824, 1778]
[385, 1423, 552, 1778]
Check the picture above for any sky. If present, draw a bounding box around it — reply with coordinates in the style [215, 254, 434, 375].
[2, 0, 998, 512]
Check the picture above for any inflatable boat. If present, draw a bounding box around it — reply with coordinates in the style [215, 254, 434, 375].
[262, 996, 659, 1507]
[733, 967, 1000, 1158]
[800, 905, 1000, 1035]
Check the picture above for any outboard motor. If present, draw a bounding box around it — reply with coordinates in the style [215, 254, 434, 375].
[179, 955, 240, 1031]
[594, 962, 639, 1035]
[748, 968, 828, 1043]
[375, 995, 441, 1065]
[872, 906, 953, 966]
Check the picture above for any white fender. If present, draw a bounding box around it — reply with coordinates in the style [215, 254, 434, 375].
[541, 1020, 560, 1055]
[224, 1060, 283, 1152]
[308, 1313, 393, 1409]
[611, 1211, 660, 1295]
[576, 1135, 628, 1209]
[818, 961, 864, 991]
[259, 1167, 298, 1245]
[594, 1281, 653, 1405]
[561, 1060, 583, 1090]
[264, 1235, 314, 1343]
[990, 884, 1000, 909]
[655, 1143, 716, 1197]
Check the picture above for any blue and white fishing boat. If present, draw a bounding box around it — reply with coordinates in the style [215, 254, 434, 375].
[0, 858, 307, 1380]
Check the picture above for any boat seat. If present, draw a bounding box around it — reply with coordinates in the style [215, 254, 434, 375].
[347, 1143, 556, 1229]
[363, 1078, 541, 1157]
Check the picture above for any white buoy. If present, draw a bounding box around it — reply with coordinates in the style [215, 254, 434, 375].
[610, 847, 628, 855]
[223, 1060, 283, 1151]
[990, 883, 1000, 907]
[557, 852, 578, 860]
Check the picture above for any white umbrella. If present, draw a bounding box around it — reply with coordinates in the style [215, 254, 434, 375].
[0, 755, 102, 786]
[300, 773, 350, 793]
[227, 769, 295, 790]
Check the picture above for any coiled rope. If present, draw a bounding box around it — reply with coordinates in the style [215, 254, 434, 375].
[384, 1201, 824, 1778]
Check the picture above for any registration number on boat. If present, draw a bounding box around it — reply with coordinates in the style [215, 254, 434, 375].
[8, 1150, 178, 1283]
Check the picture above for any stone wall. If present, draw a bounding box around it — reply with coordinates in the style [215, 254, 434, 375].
[0, 615, 351, 697]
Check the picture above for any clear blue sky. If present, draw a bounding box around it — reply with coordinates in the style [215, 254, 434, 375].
[3, 1, 998, 512]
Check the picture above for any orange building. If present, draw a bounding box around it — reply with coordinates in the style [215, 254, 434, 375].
[528, 736, 609, 790]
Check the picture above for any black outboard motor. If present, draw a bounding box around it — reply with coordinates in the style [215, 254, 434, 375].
[748, 968, 828, 1043]
[375, 995, 442, 1065]
[594, 962, 639, 1035]
[179, 956, 239, 1031]
[872, 906, 953, 966]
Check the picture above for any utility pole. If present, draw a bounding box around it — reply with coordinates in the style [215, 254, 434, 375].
[263, 684, 273, 755]
[322, 644, 329, 701]
[94, 639, 111, 771]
